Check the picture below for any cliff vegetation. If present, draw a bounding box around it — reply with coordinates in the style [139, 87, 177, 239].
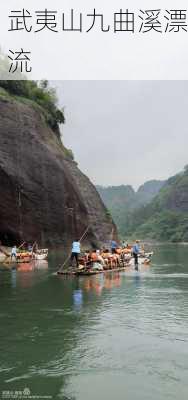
[0, 80, 65, 138]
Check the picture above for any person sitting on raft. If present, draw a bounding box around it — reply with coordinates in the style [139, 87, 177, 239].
[123, 244, 132, 254]
[101, 249, 112, 268]
[115, 247, 122, 255]
[70, 239, 80, 268]
[122, 240, 127, 249]
[101, 249, 119, 269]
[85, 250, 103, 271]
[96, 250, 105, 266]
[90, 250, 105, 266]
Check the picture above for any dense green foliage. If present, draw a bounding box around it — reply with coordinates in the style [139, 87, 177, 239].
[125, 167, 188, 242]
[62, 147, 75, 161]
[0, 80, 65, 135]
[128, 210, 188, 242]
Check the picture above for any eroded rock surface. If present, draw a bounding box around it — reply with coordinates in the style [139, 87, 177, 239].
[0, 97, 117, 247]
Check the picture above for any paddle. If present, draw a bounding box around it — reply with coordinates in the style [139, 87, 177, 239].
[0, 246, 12, 264]
[18, 242, 25, 250]
[0, 246, 10, 258]
[57, 225, 90, 274]
[31, 241, 37, 259]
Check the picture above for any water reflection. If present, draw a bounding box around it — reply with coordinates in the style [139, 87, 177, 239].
[82, 272, 122, 296]
[17, 263, 34, 272]
[73, 289, 83, 310]
[133, 272, 141, 286]
[17, 260, 49, 272]
[4, 261, 49, 289]
[79, 269, 149, 297]
[10, 269, 17, 288]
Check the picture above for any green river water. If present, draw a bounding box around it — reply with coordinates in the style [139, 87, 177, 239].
[0, 245, 188, 400]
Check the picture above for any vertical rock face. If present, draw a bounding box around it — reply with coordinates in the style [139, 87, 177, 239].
[136, 180, 165, 207]
[0, 97, 117, 248]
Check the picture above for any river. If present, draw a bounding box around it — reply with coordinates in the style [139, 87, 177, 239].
[0, 245, 188, 400]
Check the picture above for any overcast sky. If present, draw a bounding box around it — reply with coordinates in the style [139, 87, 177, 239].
[54, 81, 188, 189]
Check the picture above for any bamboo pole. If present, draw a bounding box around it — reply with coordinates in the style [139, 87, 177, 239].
[18, 242, 25, 250]
[57, 225, 90, 273]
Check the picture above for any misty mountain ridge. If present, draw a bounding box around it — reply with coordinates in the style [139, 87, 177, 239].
[97, 167, 188, 242]
[96, 180, 165, 236]
[96, 180, 165, 210]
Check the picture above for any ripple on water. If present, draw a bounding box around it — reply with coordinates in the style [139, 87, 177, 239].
[146, 288, 183, 294]
[138, 273, 188, 278]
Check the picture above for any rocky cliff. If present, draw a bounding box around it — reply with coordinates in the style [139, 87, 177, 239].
[0, 95, 117, 248]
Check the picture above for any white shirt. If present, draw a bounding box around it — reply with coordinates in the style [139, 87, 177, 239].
[72, 242, 80, 253]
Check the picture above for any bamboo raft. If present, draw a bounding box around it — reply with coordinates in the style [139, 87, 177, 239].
[0, 247, 48, 264]
[57, 265, 130, 276]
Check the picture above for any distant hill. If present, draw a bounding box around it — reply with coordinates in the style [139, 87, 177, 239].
[96, 180, 165, 237]
[136, 180, 167, 207]
[126, 167, 188, 242]
[96, 185, 135, 209]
